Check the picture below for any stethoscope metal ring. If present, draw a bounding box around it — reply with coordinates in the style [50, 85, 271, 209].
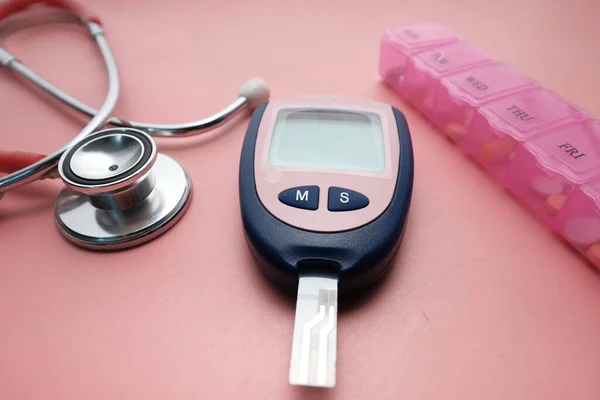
[55, 128, 193, 251]
[58, 128, 157, 194]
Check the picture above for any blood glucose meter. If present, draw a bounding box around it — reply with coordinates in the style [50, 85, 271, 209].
[238, 95, 414, 388]
[240, 95, 414, 292]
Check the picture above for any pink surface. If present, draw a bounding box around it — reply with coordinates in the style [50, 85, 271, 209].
[254, 95, 398, 232]
[2, 1, 600, 399]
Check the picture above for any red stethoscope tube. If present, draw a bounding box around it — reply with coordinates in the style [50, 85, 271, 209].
[0, 151, 46, 173]
[0, 0, 99, 174]
[0, 0, 99, 25]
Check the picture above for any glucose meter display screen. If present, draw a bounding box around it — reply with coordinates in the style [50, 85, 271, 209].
[268, 109, 385, 171]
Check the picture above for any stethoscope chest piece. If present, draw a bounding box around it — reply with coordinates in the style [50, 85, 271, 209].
[55, 128, 192, 250]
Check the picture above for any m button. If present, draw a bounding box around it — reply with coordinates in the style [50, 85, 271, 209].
[278, 186, 319, 210]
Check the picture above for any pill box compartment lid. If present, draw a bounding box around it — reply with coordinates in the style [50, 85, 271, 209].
[442, 63, 538, 106]
[413, 41, 495, 77]
[523, 120, 600, 184]
[383, 24, 459, 51]
[478, 88, 588, 140]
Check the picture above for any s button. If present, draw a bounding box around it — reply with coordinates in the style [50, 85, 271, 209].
[328, 187, 369, 212]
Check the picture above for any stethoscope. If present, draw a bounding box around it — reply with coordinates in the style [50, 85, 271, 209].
[0, 0, 270, 250]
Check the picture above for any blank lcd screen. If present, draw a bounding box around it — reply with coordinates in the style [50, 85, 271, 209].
[268, 109, 385, 171]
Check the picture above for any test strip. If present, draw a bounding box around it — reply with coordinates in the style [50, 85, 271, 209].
[289, 274, 338, 388]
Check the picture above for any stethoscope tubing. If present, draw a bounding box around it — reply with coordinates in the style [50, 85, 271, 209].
[6, 56, 253, 137]
[0, 3, 120, 194]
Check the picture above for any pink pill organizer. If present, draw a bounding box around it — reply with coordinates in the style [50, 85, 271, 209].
[380, 24, 600, 268]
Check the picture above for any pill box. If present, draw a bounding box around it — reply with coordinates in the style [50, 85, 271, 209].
[504, 120, 600, 225]
[554, 179, 600, 268]
[379, 24, 459, 93]
[379, 24, 600, 269]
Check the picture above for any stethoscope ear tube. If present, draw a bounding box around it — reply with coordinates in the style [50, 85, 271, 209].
[1, 2, 270, 138]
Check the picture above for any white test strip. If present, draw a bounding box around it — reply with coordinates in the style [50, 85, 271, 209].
[289, 274, 338, 388]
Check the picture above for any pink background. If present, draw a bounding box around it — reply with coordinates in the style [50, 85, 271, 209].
[1, 0, 600, 398]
